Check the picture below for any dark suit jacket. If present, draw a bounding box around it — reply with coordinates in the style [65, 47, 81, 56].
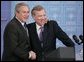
[27, 20, 74, 61]
[2, 17, 31, 61]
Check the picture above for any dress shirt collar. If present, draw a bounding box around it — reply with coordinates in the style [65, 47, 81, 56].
[36, 23, 44, 31]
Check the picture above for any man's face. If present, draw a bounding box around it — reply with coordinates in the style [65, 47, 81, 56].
[33, 9, 47, 26]
[16, 6, 30, 22]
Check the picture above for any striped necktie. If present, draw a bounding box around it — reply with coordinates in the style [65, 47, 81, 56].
[24, 23, 29, 37]
[39, 26, 44, 42]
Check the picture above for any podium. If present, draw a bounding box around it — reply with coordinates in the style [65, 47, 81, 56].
[45, 47, 75, 61]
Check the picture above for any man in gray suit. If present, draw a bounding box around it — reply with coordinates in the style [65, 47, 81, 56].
[2, 2, 36, 61]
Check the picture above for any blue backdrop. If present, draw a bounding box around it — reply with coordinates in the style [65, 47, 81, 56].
[1, 1, 83, 61]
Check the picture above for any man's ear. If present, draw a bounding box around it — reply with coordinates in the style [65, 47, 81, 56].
[32, 15, 35, 19]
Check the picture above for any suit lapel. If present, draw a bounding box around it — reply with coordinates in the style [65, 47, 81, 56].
[33, 23, 40, 41]
[14, 17, 27, 35]
[43, 23, 48, 43]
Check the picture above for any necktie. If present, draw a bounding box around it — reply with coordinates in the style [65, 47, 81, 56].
[24, 23, 29, 37]
[39, 27, 44, 42]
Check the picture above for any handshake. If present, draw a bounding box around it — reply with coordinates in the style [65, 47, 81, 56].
[28, 51, 36, 60]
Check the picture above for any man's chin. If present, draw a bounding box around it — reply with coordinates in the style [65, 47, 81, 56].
[23, 19, 28, 22]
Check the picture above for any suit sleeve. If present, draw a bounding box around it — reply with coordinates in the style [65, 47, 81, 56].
[53, 21, 75, 47]
[4, 24, 29, 60]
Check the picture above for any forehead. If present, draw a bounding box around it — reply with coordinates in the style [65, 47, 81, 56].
[35, 9, 45, 15]
[19, 6, 29, 11]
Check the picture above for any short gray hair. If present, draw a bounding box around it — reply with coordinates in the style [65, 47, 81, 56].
[15, 2, 29, 13]
[31, 5, 44, 16]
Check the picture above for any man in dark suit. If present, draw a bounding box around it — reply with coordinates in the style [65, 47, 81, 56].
[2, 2, 36, 61]
[27, 5, 75, 61]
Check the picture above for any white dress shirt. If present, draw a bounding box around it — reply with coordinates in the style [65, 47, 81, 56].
[36, 23, 44, 38]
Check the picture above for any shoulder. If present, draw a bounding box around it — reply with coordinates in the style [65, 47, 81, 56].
[4, 18, 18, 31]
[27, 22, 35, 27]
[47, 20, 58, 25]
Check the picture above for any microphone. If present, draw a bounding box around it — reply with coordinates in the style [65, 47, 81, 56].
[79, 35, 83, 41]
[73, 35, 80, 45]
[79, 35, 83, 44]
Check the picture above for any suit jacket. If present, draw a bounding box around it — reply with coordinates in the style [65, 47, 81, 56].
[27, 20, 74, 61]
[2, 17, 31, 61]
